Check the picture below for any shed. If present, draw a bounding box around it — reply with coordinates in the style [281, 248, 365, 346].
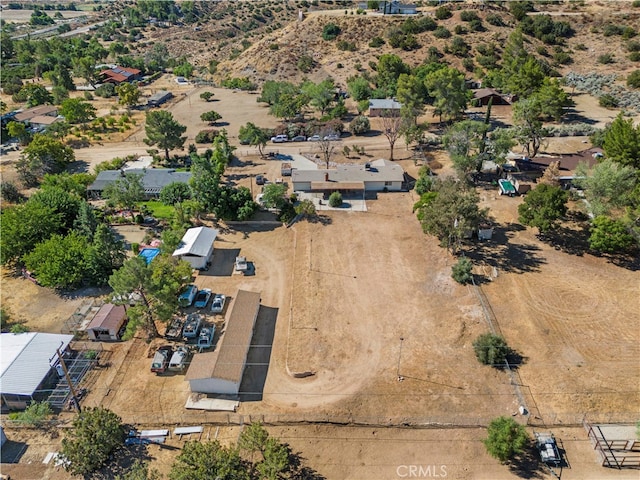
[186, 290, 261, 396]
[147, 90, 173, 107]
[172, 227, 218, 270]
[368, 99, 402, 117]
[1, 333, 73, 410]
[86, 304, 127, 341]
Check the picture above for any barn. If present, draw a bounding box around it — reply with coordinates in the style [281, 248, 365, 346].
[86, 303, 127, 341]
[186, 290, 261, 396]
[1, 333, 74, 410]
[172, 227, 218, 270]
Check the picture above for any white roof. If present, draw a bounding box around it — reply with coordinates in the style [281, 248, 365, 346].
[173, 227, 218, 258]
[1, 333, 74, 396]
[369, 99, 402, 110]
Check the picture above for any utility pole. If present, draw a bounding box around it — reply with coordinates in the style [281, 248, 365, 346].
[54, 344, 81, 412]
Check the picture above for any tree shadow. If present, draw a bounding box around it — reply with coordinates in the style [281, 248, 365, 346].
[287, 447, 327, 480]
[306, 214, 333, 226]
[229, 157, 256, 168]
[89, 444, 154, 480]
[463, 223, 546, 275]
[507, 445, 545, 479]
[535, 223, 590, 257]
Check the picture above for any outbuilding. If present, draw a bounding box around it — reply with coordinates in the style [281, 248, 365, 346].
[147, 90, 173, 107]
[86, 303, 127, 341]
[368, 99, 402, 117]
[1, 333, 74, 410]
[186, 290, 261, 396]
[172, 227, 218, 270]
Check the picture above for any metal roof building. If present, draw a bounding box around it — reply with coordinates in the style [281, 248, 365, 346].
[292, 159, 405, 192]
[186, 290, 261, 396]
[1, 333, 73, 410]
[86, 304, 127, 341]
[172, 227, 218, 270]
[368, 99, 402, 117]
[87, 168, 192, 199]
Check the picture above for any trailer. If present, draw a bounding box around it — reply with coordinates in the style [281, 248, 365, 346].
[535, 432, 562, 478]
[182, 313, 203, 340]
[498, 178, 517, 197]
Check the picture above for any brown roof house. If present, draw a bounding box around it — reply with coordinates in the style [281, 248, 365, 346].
[186, 290, 261, 396]
[13, 105, 58, 123]
[99, 66, 142, 84]
[86, 304, 128, 341]
[472, 88, 512, 106]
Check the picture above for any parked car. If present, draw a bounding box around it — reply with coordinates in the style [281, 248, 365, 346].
[235, 256, 248, 274]
[168, 346, 189, 372]
[211, 294, 227, 314]
[165, 316, 185, 340]
[151, 345, 173, 374]
[255, 174, 266, 185]
[323, 133, 340, 141]
[193, 288, 212, 308]
[178, 284, 198, 307]
[271, 134, 289, 143]
[291, 135, 306, 142]
[198, 326, 215, 351]
[183, 313, 203, 339]
[307, 134, 321, 142]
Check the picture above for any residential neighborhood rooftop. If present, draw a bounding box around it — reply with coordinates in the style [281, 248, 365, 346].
[292, 159, 405, 185]
[87, 168, 192, 196]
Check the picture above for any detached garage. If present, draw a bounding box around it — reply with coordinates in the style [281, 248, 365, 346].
[186, 290, 261, 396]
[172, 227, 218, 270]
[86, 303, 127, 341]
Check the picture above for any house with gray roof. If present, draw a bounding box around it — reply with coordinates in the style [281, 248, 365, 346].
[368, 99, 402, 117]
[87, 168, 192, 199]
[292, 159, 405, 193]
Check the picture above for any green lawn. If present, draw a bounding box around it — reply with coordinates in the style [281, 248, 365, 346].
[141, 201, 175, 220]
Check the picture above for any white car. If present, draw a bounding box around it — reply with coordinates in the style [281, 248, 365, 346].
[178, 284, 198, 307]
[323, 133, 340, 141]
[211, 294, 226, 314]
[307, 134, 321, 142]
[271, 134, 289, 143]
[193, 289, 212, 308]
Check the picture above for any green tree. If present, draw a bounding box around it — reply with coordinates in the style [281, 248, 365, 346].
[602, 113, 640, 168]
[86, 224, 127, 286]
[103, 173, 144, 217]
[533, 78, 572, 121]
[322, 23, 341, 41]
[376, 54, 410, 97]
[397, 74, 426, 125]
[0, 202, 62, 265]
[473, 333, 511, 366]
[24, 232, 89, 289]
[485, 128, 516, 165]
[17, 134, 74, 186]
[144, 110, 187, 162]
[169, 441, 250, 480]
[417, 178, 487, 253]
[22, 83, 53, 107]
[295, 199, 317, 218]
[443, 120, 489, 181]
[505, 56, 545, 98]
[73, 56, 99, 87]
[258, 80, 297, 106]
[347, 76, 372, 102]
[116, 82, 141, 108]
[512, 97, 547, 158]
[270, 92, 306, 121]
[257, 438, 290, 480]
[451, 257, 473, 284]
[7, 121, 31, 145]
[116, 460, 161, 480]
[518, 183, 568, 233]
[484, 416, 529, 463]
[302, 79, 335, 116]
[73, 201, 100, 240]
[8, 401, 52, 427]
[425, 67, 470, 122]
[109, 255, 192, 339]
[238, 122, 270, 157]
[200, 91, 214, 102]
[200, 110, 222, 125]
[61, 407, 125, 477]
[160, 182, 192, 205]
[589, 216, 636, 253]
[174, 61, 194, 78]
[59, 98, 97, 125]
[628, 70, 640, 88]
[41, 172, 95, 199]
[262, 183, 288, 210]
[29, 187, 81, 230]
[0, 181, 25, 204]
[575, 159, 637, 216]
[350, 115, 371, 135]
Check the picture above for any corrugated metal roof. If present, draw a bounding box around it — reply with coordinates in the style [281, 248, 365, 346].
[173, 227, 218, 258]
[186, 290, 261, 385]
[86, 304, 126, 333]
[368, 99, 402, 110]
[1, 333, 73, 396]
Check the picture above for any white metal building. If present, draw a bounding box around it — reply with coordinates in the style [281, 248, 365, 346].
[186, 290, 261, 396]
[1, 333, 74, 410]
[172, 227, 218, 270]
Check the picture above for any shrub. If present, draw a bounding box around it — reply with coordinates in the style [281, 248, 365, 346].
[449, 36, 470, 56]
[1, 181, 25, 204]
[451, 257, 473, 284]
[473, 333, 511, 367]
[434, 6, 452, 20]
[463, 58, 475, 72]
[603, 24, 623, 37]
[599, 94, 619, 108]
[369, 36, 385, 48]
[484, 417, 529, 463]
[349, 115, 370, 135]
[597, 53, 615, 64]
[297, 55, 314, 73]
[433, 26, 451, 39]
[8, 401, 53, 427]
[195, 129, 219, 143]
[630, 52, 640, 62]
[486, 13, 505, 27]
[329, 191, 343, 207]
[454, 24, 467, 35]
[337, 40, 357, 51]
[460, 10, 479, 22]
[627, 70, 640, 88]
[633, 0, 640, 6]
[553, 51, 573, 65]
[83, 91, 94, 101]
[95, 83, 116, 98]
[322, 22, 341, 40]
